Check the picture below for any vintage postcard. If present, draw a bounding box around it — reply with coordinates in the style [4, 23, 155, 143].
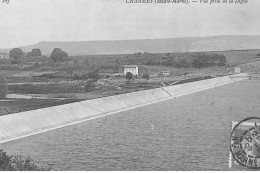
[0, 0, 259, 171]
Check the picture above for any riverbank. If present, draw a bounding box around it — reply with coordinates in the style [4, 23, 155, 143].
[0, 73, 248, 144]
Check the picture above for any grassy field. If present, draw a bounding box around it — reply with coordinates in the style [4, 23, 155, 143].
[0, 49, 259, 116]
[237, 58, 260, 74]
[0, 99, 80, 116]
[221, 49, 260, 65]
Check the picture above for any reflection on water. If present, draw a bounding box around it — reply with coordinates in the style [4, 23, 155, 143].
[1, 80, 260, 170]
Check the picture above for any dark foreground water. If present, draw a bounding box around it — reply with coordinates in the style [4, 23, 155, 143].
[1, 80, 260, 171]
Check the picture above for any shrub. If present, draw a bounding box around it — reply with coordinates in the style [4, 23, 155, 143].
[84, 82, 96, 92]
[175, 58, 191, 68]
[0, 150, 52, 171]
[142, 73, 149, 82]
[11, 59, 19, 64]
[73, 74, 80, 80]
[192, 53, 226, 68]
[87, 71, 100, 81]
[126, 72, 133, 81]
[9, 48, 24, 60]
[28, 48, 42, 57]
[81, 74, 88, 80]
[50, 48, 68, 63]
[0, 76, 8, 98]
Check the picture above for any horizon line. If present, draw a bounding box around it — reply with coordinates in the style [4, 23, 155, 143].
[1, 34, 260, 50]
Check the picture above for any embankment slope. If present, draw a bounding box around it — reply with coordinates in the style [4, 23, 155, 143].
[0, 74, 248, 144]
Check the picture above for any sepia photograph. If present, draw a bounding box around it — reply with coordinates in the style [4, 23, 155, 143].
[0, 0, 260, 171]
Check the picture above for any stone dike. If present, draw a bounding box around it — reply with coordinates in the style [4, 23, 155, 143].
[0, 73, 248, 144]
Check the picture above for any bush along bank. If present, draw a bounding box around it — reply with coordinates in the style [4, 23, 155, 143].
[0, 149, 52, 171]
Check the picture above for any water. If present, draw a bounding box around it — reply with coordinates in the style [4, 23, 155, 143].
[1, 80, 260, 170]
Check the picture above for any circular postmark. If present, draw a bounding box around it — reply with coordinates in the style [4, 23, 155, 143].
[230, 117, 260, 169]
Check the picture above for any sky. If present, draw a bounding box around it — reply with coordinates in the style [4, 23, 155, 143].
[0, 0, 259, 48]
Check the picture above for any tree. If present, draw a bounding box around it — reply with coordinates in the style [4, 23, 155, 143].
[9, 48, 23, 60]
[192, 53, 227, 68]
[73, 74, 79, 80]
[0, 149, 52, 171]
[87, 71, 100, 81]
[0, 76, 8, 99]
[115, 58, 119, 65]
[126, 72, 133, 81]
[50, 48, 68, 62]
[175, 58, 191, 68]
[134, 52, 142, 58]
[28, 48, 42, 57]
[157, 72, 163, 82]
[142, 73, 149, 83]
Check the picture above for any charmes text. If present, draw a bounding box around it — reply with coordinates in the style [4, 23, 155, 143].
[126, 0, 189, 3]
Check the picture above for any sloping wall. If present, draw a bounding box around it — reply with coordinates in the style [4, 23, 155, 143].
[163, 76, 233, 97]
[0, 74, 248, 143]
[0, 88, 171, 143]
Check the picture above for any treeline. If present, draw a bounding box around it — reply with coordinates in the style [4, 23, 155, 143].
[73, 71, 100, 81]
[5, 47, 68, 65]
[145, 58, 191, 68]
[192, 53, 226, 68]
[144, 52, 227, 68]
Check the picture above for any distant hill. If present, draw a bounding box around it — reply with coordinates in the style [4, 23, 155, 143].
[1, 35, 260, 56]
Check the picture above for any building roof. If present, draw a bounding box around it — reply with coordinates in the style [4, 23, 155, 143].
[124, 65, 138, 68]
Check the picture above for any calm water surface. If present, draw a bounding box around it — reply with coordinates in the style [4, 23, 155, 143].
[1, 80, 260, 170]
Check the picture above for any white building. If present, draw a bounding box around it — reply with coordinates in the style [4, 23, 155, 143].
[124, 65, 138, 76]
[162, 71, 170, 77]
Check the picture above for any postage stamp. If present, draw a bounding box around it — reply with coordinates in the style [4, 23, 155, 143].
[229, 117, 260, 170]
